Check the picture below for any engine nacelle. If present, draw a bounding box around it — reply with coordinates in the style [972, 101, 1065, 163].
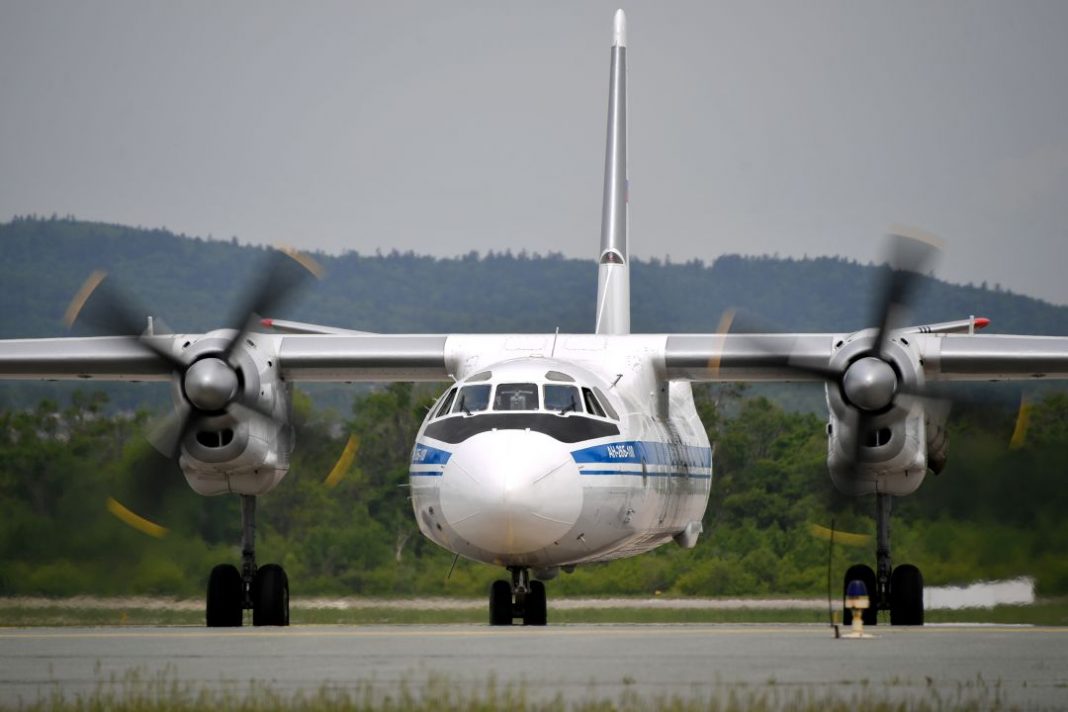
[825, 332, 928, 497]
[171, 331, 293, 496]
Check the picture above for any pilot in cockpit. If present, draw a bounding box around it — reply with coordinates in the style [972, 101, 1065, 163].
[493, 383, 539, 411]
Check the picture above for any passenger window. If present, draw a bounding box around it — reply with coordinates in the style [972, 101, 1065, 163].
[435, 388, 457, 418]
[494, 383, 539, 411]
[544, 385, 582, 414]
[593, 387, 619, 420]
[582, 387, 607, 418]
[453, 384, 491, 414]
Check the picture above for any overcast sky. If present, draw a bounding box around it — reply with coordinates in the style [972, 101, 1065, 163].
[2, 1, 1067, 305]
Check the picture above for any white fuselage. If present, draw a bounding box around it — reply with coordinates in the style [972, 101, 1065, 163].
[409, 335, 712, 569]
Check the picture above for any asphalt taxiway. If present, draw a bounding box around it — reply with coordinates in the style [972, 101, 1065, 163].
[1, 624, 1066, 708]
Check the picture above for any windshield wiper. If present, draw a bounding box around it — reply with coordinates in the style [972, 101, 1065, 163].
[559, 401, 577, 415]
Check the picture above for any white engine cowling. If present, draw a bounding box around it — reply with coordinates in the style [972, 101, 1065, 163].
[171, 331, 293, 496]
[825, 332, 928, 497]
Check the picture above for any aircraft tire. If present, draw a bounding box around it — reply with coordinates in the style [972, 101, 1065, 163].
[488, 580, 513, 626]
[523, 580, 547, 626]
[252, 564, 290, 627]
[842, 564, 878, 627]
[206, 564, 244, 628]
[889, 564, 924, 626]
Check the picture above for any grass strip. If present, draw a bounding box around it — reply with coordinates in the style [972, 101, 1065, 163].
[0, 666, 1023, 712]
[1, 599, 1067, 627]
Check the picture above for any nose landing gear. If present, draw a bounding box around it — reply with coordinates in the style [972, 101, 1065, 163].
[489, 567, 548, 626]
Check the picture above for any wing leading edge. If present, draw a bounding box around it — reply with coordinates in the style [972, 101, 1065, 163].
[664, 332, 1068, 382]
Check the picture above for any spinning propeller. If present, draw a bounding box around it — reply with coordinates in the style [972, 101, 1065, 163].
[65, 248, 322, 458]
[64, 248, 334, 538]
[720, 227, 944, 468]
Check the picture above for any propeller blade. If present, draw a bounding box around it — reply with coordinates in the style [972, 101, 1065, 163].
[871, 228, 942, 357]
[1009, 394, 1033, 450]
[220, 247, 323, 361]
[106, 496, 169, 538]
[809, 523, 871, 548]
[64, 271, 185, 371]
[106, 439, 187, 538]
[146, 402, 194, 458]
[229, 395, 287, 431]
[323, 434, 360, 488]
[713, 307, 841, 382]
[848, 408, 869, 467]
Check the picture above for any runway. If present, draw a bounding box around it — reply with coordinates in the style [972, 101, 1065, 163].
[1, 624, 1066, 709]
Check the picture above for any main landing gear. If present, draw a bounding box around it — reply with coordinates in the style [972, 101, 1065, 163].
[206, 495, 290, 627]
[843, 494, 924, 627]
[489, 567, 547, 626]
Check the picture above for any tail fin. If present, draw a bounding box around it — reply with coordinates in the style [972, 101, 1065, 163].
[595, 9, 630, 335]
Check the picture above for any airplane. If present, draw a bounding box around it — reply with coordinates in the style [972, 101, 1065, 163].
[2, 9, 1068, 628]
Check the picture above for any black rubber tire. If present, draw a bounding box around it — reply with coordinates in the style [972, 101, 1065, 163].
[252, 564, 290, 627]
[842, 563, 878, 627]
[489, 579, 513, 626]
[206, 564, 244, 628]
[890, 564, 924, 626]
[523, 580, 547, 626]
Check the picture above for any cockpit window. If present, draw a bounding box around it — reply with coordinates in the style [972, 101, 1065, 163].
[453, 384, 491, 414]
[593, 387, 619, 420]
[582, 387, 607, 418]
[434, 388, 457, 418]
[544, 385, 582, 414]
[493, 383, 539, 411]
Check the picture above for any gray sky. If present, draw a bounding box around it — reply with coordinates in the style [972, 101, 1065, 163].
[2, 1, 1067, 305]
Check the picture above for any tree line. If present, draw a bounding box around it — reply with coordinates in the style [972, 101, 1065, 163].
[2, 385, 1066, 598]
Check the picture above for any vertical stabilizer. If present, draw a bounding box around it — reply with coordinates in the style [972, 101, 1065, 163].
[595, 9, 630, 335]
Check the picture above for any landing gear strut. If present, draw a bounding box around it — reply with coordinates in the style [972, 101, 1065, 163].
[205, 495, 289, 627]
[842, 494, 924, 626]
[488, 567, 547, 626]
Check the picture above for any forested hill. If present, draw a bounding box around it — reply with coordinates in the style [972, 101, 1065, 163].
[4, 216, 1068, 340]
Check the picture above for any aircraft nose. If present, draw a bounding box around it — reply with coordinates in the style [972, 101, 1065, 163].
[439, 430, 582, 556]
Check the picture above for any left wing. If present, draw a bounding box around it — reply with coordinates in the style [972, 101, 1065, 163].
[663, 332, 1068, 383]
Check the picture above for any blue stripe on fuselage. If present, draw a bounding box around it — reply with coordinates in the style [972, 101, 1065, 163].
[580, 469, 712, 479]
[570, 441, 712, 469]
[410, 444, 452, 466]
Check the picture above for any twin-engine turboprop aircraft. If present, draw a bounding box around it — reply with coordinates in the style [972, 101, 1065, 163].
[3, 10, 1068, 627]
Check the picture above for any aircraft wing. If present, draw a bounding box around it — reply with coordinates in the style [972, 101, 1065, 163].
[5, 331, 1068, 385]
[276, 334, 450, 382]
[0, 333, 453, 383]
[0, 336, 175, 380]
[663, 333, 1068, 382]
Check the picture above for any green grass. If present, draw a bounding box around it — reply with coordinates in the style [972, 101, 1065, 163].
[0, 667, 1024, 712]
[2, 598, 1067, 627]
